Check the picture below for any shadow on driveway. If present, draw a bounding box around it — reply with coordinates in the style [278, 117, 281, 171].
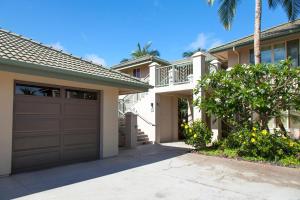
[0, 143, 191, 200]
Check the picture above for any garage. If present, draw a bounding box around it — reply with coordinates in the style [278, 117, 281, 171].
[12, 82, 100, 173]
[0, 28, 150, 176]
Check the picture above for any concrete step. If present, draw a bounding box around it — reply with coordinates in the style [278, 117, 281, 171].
[137, 134, 148, 140]
[137, 131, 145, 135]
[137, 137, 149, 142]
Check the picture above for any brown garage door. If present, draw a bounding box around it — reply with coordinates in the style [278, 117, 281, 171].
[12, 82, 100, 173]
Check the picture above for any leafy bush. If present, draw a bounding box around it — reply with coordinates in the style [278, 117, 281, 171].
[194, 60, 300, 132]
[182, 120, 212, 149]
[224, 126, 300, 160]
[278, 156, 300, 167]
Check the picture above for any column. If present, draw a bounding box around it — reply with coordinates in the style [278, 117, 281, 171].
[192, 52, 207, 121]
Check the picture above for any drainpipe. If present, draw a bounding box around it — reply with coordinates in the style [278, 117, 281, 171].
[233, 46, 240, 64]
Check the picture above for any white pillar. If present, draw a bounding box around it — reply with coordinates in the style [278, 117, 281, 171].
[209, 60, 222, 141]
[192, 52, 207, 122]
[125, 112, 137, 148]
[149, 62, 159, 87]
[149, 62, 160, 143]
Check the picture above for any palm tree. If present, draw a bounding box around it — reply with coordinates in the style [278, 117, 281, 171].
[182, 48, 206, 58]
[120, 58, 129, 63]
[208, 0, 299, 64]
[131, 42, 160, 58]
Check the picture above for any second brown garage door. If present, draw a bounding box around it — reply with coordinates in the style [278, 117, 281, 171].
[12, 82, 100, 173]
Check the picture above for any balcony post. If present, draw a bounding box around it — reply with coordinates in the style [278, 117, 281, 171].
[168, 65, 175, 85]
[149, 62, 159, 87]
[192, 52, 207, 122]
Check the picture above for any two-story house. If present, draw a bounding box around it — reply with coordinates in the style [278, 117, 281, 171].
[114, 19, 300, 144]
[209, 19, 300, 139]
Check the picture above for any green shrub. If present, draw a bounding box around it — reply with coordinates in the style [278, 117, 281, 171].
[278, 156, 300, 167]
[182, 120, 212, 149]
[224, 126, 300, 161]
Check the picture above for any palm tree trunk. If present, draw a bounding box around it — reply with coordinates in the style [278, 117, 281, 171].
[254, 0, 262, 64]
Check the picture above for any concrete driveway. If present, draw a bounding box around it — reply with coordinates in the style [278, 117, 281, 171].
[0, 142, 299, 200]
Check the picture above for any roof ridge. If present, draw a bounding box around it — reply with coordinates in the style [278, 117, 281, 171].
[209, 18, 300, 51]
[0, 28, 109, 68]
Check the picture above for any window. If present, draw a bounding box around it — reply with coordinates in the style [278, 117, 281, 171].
[133, 68, 141, 78]
[261, 46, 272, 63]
[15, 84, 60, 97]
[274, 43, 286, 63]
[287, 39, 299, 67]
[249, 39, 299, 66]
[249, 46, 272, 64]
[66, 89, 97, 100]
[249, 49, 254, 64]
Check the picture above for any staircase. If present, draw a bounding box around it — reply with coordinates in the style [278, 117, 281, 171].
[118, 101, 152, 146]
[137, 128, 151, 145]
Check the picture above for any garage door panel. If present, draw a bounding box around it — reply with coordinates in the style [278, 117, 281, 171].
[13, 134, 60, 151]
[14, 117, 60, 132]
[14, 101, 61, 115]
[63, 132, 97, 146]
[13, 149, 60, 171]
[64, 103, 98, 116]
[62, 145, 98, 162]
[63, 118, 98, 130]
[13, 83, 100, 173]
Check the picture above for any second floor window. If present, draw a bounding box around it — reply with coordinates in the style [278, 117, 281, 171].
[249, 39, 299, 66]
[133, 68, 141, 78]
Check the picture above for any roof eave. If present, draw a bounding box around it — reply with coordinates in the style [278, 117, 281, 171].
[209, 27, 300, 54]
[0, 58, 152, 92]
[112, 56, 170, 69]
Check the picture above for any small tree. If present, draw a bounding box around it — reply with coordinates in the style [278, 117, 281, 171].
[194, 60, 300, 134]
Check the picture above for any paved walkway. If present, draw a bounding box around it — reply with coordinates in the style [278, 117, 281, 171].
[0, 142, 299, 200]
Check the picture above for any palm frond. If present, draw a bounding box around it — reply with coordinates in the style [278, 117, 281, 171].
[268, 0, 280, 9]
[281, 0, 300, 21]
[131, 42, 160, 58]
[150, 49, 160, 57]
[218, 0, 239, 30]
[207, 0, 215, 6]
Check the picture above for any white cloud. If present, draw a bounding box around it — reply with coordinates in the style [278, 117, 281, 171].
[48, 42, 65, 51]
[188, 33, 222, 50]
[84, 54, 106, 66]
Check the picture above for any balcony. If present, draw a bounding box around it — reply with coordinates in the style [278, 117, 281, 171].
[155, 62, 193, 87]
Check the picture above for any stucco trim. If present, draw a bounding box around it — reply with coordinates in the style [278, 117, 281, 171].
[0, 58, 151, 92]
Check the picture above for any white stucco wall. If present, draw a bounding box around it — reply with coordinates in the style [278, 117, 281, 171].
[0, 70, 119, 176]
[158, 95, 178, 142]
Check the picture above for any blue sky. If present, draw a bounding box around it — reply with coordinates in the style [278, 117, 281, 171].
[0, 0, 293, 67]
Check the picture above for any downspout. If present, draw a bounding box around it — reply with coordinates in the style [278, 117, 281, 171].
[233, 46, 240, 64]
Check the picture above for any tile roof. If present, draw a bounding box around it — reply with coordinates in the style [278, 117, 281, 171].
[0, 29, 150, 90]
[209, 19, 300, 53]
[111, 55, 170, 69]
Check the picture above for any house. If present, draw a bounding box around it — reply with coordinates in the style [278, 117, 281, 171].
[209, 19, 300, 138]
[114, 19, 300, 145]
[0, 29, 150, 176]
[113, 52, 222, 145]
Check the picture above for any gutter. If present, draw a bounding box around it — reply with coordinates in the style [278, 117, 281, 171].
[0, 58, 153, 91]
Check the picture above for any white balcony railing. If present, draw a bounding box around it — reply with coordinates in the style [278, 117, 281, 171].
[155, 62, 193, 87]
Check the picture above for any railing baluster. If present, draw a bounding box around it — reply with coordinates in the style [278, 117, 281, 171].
[155, 62, 193, 87]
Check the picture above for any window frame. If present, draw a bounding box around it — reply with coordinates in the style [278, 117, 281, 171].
[15, 83, 61, 98]
[249, 38, 299, 65]
[133, 68, 141, 78]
